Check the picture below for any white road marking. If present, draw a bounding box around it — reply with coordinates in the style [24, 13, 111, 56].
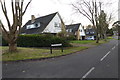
[112, 46, 116, 50]
[82, 67, 95, 78]
[100, 51, 111, 61]
[22, 70, 26, 73]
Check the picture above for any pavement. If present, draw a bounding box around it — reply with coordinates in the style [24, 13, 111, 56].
[2, 39, 119, 78]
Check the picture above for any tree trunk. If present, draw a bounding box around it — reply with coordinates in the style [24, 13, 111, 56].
[96, 33, 99, 43]
[96, 36, 99, 43]
[9, 42, 17, 52]
[104, 33, 107, 41]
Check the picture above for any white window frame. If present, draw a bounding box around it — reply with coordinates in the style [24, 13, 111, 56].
[69, 29, 72, 32]
[26, 23, 40, 29]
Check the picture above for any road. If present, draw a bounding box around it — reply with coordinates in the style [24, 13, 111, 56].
[2, 39, 119, 79]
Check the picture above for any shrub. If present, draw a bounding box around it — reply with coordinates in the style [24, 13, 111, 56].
[66, 35, 76, 41]
[17, 34, 71, 47]
[57, 31, 67, 38]
[0, 35, 8, 46]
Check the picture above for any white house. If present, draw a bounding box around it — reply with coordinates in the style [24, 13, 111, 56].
[20, 12, 65, 34]
[66, 23, 86, 40]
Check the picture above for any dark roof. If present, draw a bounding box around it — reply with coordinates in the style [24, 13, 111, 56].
[66, 23, 81, 34]
[85, 28, 96, 36]
[20, 12, 58, 34]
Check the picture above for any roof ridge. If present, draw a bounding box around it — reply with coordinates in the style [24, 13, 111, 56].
[34, 12, 58, 20]
[66, 23, 81, 27]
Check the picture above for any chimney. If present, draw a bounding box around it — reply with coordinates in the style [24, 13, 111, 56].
[31, 15, 35, 23]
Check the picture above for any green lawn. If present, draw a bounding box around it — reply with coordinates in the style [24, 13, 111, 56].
[2, 46, 88, 61]
[2, 38, 111, 62]
[107, 36, 114, 39]
[70, 40, 95, 44]
[92, 40, 108, 45]
[70, 40, 108, 45]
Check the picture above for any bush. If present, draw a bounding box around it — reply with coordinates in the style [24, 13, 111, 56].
[66, 35, 76, 41]
[0, 35, 8, 46]
[57, 31, 67, 38]
[17, 34, 71, 47]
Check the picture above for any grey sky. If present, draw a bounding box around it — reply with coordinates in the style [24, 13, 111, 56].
[0, 0, 118, 28]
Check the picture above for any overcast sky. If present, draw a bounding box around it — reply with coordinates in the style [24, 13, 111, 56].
[0, 0, 119, 29]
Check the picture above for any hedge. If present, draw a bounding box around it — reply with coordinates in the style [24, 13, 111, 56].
[0, 35, 8, 46]
[1, 34, 71, 47]
[18, 34, 71, 47]
[66, 35, 76, 41]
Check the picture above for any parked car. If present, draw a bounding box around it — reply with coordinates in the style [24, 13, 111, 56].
[86, 36, 95, 40]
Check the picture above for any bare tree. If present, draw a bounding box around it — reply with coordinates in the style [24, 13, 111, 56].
[72, 0, 102, 43]
[0, 0, 32, 52]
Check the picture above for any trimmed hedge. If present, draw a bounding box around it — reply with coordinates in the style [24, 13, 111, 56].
[1, 34, 75, 47]
[0, 35, 8, 46]
[2, 34, 71, 47]
[17, 34, 71, 47]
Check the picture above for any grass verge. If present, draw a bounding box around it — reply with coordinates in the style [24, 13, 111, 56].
[92, 40, 108, 45]
[70, 40, 95, 44]
[2, 46, 88, 62]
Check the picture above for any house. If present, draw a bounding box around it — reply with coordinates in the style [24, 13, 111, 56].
[85, 28, 96, 40]
[20, 12, 65, 34]
[66, 23, 86, 40]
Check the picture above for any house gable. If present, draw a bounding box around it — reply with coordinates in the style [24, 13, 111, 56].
[42, 13, 62, 33]
[78, 24, 86, 36]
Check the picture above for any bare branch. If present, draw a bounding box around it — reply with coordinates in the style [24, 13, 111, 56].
[0, 20, 8, 35]
[72, 4, 92, 22]
[0, 0, 11, 30]
[11, 0, 15, 25]
[22, 0, 32, 15]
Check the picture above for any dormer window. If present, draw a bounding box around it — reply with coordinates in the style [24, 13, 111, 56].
[26, 25, 31, 29]
[35, 24, 38, 27]
[26, 23, 40, 29]
[35, 23, 40, 28]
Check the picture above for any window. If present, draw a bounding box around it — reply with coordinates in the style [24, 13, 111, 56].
[35, 24, 38, 27]
[90, 32, 94, 34]
[35, 23, 40, 28]
[26, 23, 40, 29]
[26, 25, 31, 29]
[66, 30, 69, 32]
[69, 29, 72, 32]
[80, 30, 82, 32]
[54, 22, 60, 27]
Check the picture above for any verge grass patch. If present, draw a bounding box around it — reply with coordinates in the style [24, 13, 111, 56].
[70, 40, 95, 44]
[2, 46, 88, 61]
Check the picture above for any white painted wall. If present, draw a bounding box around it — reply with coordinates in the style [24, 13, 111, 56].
[79, 25, 86, 36]
[43, 13, 62, 33]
